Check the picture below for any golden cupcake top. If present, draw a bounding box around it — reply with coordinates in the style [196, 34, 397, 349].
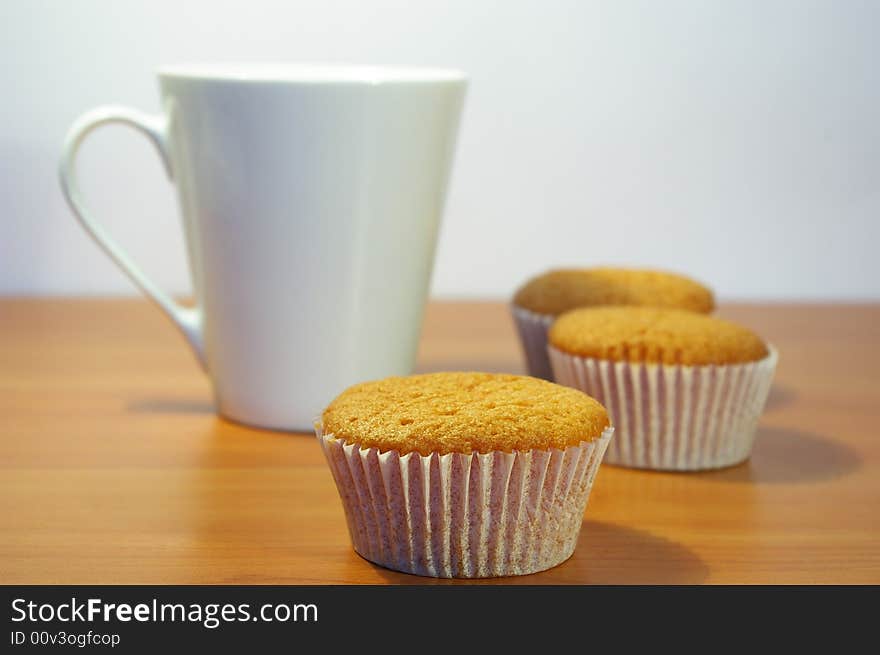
[549, 306, 768, 365]
[321, 371, 610, 455]
[512, 267, 714, 316]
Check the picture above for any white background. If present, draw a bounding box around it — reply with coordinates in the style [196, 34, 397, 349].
[2, 0, 878, 300]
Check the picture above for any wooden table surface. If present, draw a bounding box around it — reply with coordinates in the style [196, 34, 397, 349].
[1, 299, 878, 584]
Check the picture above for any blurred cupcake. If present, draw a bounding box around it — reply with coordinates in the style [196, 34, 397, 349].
[316, 372, 613, 578]
[548, 307, 776, 471]
[511, 267, 714, 380]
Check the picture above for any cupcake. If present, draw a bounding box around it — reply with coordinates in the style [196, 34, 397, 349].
[511, 268, 714, 380]
[548, 307, 777, 471]
[316, 372, 613, 578]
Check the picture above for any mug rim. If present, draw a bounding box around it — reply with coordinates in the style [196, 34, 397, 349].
[158, 63, 467, 85]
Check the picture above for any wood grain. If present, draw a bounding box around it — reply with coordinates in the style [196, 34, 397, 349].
[1, 299, 878, 584]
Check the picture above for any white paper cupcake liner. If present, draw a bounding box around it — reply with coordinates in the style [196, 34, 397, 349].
[549, 346, 778, 471]
[511, 304, 556, 380]
[316, 425, 613, 578]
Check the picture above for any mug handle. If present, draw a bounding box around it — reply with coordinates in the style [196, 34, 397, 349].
[59, 106, 206, 369]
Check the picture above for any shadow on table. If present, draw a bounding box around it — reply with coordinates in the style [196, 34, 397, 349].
[127, 397, 214, 415]
[128, 396, 322, 441]
[763, 383, 797, 412]
[699, 426, 861, 485]
[366, 521, 709, 585]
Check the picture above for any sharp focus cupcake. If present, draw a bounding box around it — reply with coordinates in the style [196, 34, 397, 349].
[316, 372, 614, 578]
[548, 307, 777, 471]
[511, 268, 714, 380]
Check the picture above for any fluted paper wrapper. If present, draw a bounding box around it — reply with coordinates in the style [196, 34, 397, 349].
[549, 346, 778, 471]
[511, 304, 556, 380]
[316, 426, 613, 578]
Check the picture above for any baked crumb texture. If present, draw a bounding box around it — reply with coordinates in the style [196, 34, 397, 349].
[321, 372, 610, 456]
[513, 267, 715, 316]
[549, 306, 768, 365]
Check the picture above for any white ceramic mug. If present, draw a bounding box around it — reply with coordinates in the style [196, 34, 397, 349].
[59, 64, 467, 431]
